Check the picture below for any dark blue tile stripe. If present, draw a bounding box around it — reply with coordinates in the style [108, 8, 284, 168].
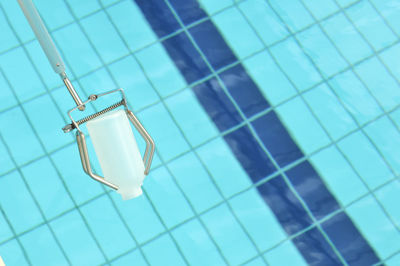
[133, 0, 380, 264]
[223, 126, 276, 183]
[135, 0, 180, 37]
[188, 20, 237, 71]
[322, 213, 380, 265]
[258, 175, 313, 235]
[163, 32, 211, 83]
[286, 161, 340, 220]
[168, 0, 207, 25]
[293, 227, 343, 265]
[192, 78, 242, 131]
[220, 64, 270, 118]
[252, 111, 303, 167]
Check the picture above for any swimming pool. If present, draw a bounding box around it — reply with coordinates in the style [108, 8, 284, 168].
[0, 0, 399, 265]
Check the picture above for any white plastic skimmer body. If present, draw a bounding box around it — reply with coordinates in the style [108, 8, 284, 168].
[86, 109, 145, 200]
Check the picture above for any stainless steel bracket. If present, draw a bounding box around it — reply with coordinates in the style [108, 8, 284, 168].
[65, 88, 155, 190]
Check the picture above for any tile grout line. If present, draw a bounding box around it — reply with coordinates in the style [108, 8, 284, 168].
[1, 0, 399, 264]
[299, 0, 400, 258]
[98, 0, 235, 264]
[59, 0, 200, 264]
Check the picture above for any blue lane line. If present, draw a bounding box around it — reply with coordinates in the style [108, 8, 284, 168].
[251, 111, 303, 167]
[322, 212, 382, 266]
[293, 227, 343, 265]
[134, 0, 380, 264]
[192, 77, 243, 132]
[223, 125, 276, 183]
[219, 64, 270, 118]
[286, 161, 341, 220]
[163, 31, 211, 84]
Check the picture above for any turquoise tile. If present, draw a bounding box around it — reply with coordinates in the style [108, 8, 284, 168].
[243, 51, 297, 106]
[168, 152, 223, 213]
[304, 83, 357, 140]
[68, 0, 101, 18]
[51, 144, 104, 205]
[53, 23, 102, 77]
[0, 8, 19, 53]
[371, 0, 400, 36]
[100, 0, 120, 6]
[268, 0, 314, 32]
[271, 37, 322, 91]
[144, 167, 194, 228]
[302, 0, 338, 20]
[1, 0, 34, 43]
[386, 252, 400, 266]
[79, 67, 116, 96]
[0, 47, 46, 102]
[137, 103, 190, 161]
[375, 181, 400, 227]
[347, 195, 400, 259]
[243, 257, 266, 266]
[165, 89, 218, 146]
[25, 40, 63, 89]
[197, 138, 252, 198]
[80, 195, 135, 259]
[310, 146, 368, 206]
[50, 210, 105, 265]
[108, 56, 159, 111]
[264, 240, 307, 266]
[0, 211, 12, 243]
[24, 94, 69, 152]
[230, 189, 287, 251]
[201, 204, 258, 265]
[107, 1, 158, 52]
[20, 225, 68, 266]
[0, 107, 44, 166]
[321, 13, 372, 64]
[0, 239, 29, 266]
[0, 171, 43, 234]
[172, 219, 226, 266]
[365, 116, 400, 175]
[336, 0, 359, 7]
[297, 25, 348, 77]
[355, 57, 400, 111]
[142, 234, 186, 266]
[338, 131, 394, 190]
[346, 1, 397, 50]
[198, 0, 233, 14]
[276, 97, 330, 154]
[0, 70, 17, 112]
[390, 108, 400, 129]
[239, 0, 288, 46]
[21, 157, 74, 220]
[329, 70, 382, 125]
[111, 250, 147, 266]
[212, 7, 264, 59]
[34, 0, 74, 30]
[81, 11, 129, 63]
[110, 192, 164, 244]
[0, 139, 14, 176]
[380, 44, 400, 84]
[136, 43, 186, 97]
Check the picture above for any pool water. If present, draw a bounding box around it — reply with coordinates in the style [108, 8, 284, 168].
[0, 0, 400, 265]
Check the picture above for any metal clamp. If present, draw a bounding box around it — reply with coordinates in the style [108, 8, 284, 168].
[65, 88, 155, 190]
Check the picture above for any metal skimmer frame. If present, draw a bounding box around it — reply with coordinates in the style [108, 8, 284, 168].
[16, 0, 155, 191]
[63, 88, 155, 190]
